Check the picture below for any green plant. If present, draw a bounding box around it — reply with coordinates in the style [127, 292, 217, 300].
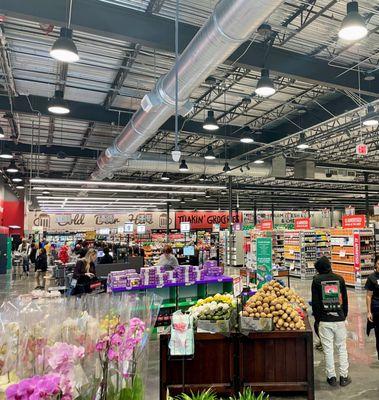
[229, 388, 269, 400]
[176, 388, 218, 400]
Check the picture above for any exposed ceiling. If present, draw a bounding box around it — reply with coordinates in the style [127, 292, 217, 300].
[0, 0, 379, 212]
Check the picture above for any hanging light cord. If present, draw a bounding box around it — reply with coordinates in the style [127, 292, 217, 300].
[174, 0, 179, 152]
[68, 0, 73, 28]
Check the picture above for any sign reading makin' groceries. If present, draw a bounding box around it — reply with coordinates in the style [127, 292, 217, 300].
[175, 211, 242, 230]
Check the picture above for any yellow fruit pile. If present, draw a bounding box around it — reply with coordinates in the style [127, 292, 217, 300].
[242, 281, 307, 331]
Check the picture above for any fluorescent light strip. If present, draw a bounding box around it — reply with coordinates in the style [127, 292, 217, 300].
[38, 200, 167, 205]
[33, 187, 204, 195]
[30, 178, 226, 190]
[36, 196, 180, 202]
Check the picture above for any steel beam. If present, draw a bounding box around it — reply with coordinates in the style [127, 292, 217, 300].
[1, 0, 379, 96]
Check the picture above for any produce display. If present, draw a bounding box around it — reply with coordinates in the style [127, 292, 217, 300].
[189, 293, 236, 321]
[242, 281, 307, 331]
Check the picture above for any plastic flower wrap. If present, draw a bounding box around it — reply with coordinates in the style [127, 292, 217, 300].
[0, 292, 161, 400]
[189, 293, 236, 321]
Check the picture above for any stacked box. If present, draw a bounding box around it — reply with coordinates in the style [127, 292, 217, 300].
[108, 270, 137, 289]
[140, 267, 157, 285]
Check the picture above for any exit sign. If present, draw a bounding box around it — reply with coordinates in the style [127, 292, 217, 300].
[356, 143, 368, 155]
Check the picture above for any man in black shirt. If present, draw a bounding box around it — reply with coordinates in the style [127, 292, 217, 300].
[311, 256, 351, 387]
[365, 255, 379, 360]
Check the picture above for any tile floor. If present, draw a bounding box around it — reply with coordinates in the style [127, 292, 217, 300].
[1, 272, 378, 399]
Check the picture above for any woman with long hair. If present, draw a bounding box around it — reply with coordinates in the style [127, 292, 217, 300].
[72, 248, 97, 294]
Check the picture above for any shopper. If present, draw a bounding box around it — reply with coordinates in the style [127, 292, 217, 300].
[29, 242, 37, 270]
[72, 248, 97, 294]
[311, 256, 350, 387]
[365, 255, 379, 360]
[35, 248, 48, 289]
[17, 239, 30, 276]
[99, 247, 114, 264]
[158, 245, 179, 268]
[58, 241, 70, 264]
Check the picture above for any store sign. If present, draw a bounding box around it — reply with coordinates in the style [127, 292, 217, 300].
[212, 223, 220, 233]
[124, 223, 134, 233]
[356, 143, 368, 156]
[137, 225, 146, 234]
[342, 215, 366, 229]
[26, 211, 174, 232]
[353, 233, 360, 272]
[345, 206, 355, 216]
[233, 223, 242, 231]
[175, 211, 242, 230]
[294, 217, 311, 230]
[260, 220, 273, 231]
[84, 230, 96, 240]
[256, 237, 272, 289]
[180, 222, 191, 233]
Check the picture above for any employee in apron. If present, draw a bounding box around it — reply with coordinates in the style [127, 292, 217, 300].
[365, 255, 379, 360]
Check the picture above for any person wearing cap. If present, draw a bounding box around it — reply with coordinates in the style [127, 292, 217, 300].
[311, 256, 351, 387]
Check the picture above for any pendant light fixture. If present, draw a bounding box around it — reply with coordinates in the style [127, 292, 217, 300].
[253, 151, 264, 164]
[240, 126, 255, 143]
[205, 190, 211, 198]
[6, 160, 18, 173]
[362, 105, 379, 127]
[180, 197, 185, 204]
[338, 1, 367, 41]
[0, 126, 4, 139]
[48, 90, 70, 115]
[0, 152, 13, 159]
[255, 68, 276, 97]
[223, 162, 231, 174]
[204, 145, 216, 160]
[297, 132, 310, 149]
[203, 110, 219, 131]
[12, 176, 22, 183]
[50, 1, 79, 63]
[179, 159, 189, 171]
[199, 174, 206, 181]
[161, 172, 170, 181]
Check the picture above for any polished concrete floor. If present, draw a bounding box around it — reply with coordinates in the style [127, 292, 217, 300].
[1, 272, 378, 399]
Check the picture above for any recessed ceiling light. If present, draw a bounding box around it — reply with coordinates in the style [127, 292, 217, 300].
[50, 27, 80, 63]
[203, 110, 219, 131]
[338, 1, 367, 41]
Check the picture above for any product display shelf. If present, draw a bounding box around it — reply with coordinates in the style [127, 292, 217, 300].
[220, 230, 244, 267]
[160, 319, 314, 400]
[285, 231, 319, 279]
[330, 228, 374, 288]
[315, 230, 331, 259]
[272, 230, 285, 267]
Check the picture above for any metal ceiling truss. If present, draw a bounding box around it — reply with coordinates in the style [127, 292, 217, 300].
[187, 66, 251, 120]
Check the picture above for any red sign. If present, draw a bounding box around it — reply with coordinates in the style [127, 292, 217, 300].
[342, 215, 366, 229]
[294, 217, 311, 230]
[356, 143, 368, 156]
[353, 233, 360, 272]
[260, 220, 273, 231]
[175, 211, 242, 230]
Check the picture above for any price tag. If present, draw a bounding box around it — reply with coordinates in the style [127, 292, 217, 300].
[289, 249, 294, 255]
[339, 250, 346, 258]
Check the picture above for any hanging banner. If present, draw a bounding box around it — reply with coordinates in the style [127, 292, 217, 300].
[180, 222, 191, 233]
[260, 220, 273, 231]
[345, 206, 355, 216]
[256, 237, 272, 289]
[342, 215, 366, 229]
[294, 217, 311, 230]
[175, 211, 242, 230]
[353, 233, 361, 272]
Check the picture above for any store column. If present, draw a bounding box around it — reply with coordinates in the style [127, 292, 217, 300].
[364, 172, 370, 227]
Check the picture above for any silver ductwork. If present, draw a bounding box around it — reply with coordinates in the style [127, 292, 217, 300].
[123, 153, 272, 177]
[91, 0, 284, 180]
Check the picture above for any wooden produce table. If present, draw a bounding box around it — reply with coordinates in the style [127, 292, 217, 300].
[160, 320, 314, 400]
